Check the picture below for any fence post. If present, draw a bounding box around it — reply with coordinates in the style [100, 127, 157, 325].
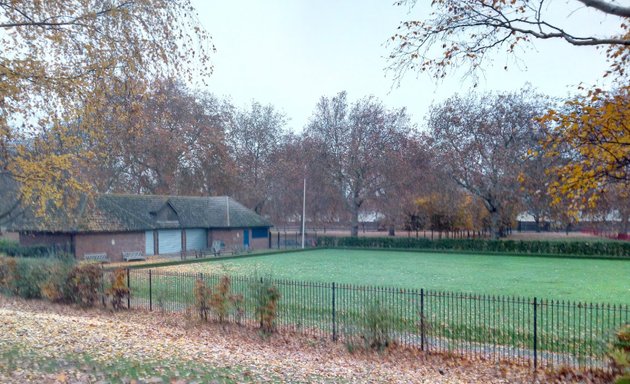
[533, 297, 538, 369]
[259, 276, 264, 328]
[332, 282, 337, 341]
[126, 268, 131, 309]
[420, 289, 425, 351]
[149, 269, 152, 312]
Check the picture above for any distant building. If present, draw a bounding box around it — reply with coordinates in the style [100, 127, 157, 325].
[9, 194, 272, 261]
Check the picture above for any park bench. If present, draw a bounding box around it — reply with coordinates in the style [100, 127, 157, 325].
[122, 251, 145, 262]
[84, 252, 109, 262]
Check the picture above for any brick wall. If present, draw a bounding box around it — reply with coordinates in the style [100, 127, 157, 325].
[75, 232, 144, 262]
[209, 228, 269, 251]
[20, 232, 73, 248]
[249, 235, 268, 250]
[209, 229, 242, 249]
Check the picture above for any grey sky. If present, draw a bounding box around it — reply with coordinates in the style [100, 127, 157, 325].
[192, 0, 621, 132]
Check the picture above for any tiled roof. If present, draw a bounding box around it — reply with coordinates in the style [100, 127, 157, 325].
[9, 194, 272, 233]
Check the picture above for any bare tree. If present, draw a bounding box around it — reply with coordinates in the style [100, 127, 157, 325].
[228, 101, 287, 214]
[428, 88, 550, 238]
[372, 134, 430, 236]
[84, 79, 234, 196]
[306, 91, 413, 237]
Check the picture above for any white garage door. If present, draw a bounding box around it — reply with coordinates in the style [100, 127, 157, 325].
[145, 231, 154, 255]
[158, 229, 182, 254]
[186, 229, 207, 251]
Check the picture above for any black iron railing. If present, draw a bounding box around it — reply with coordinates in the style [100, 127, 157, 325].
[108, 268, 629, 371]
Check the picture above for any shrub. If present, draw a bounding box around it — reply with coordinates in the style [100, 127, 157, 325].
[193, 278, 211, 321]
[362, 300, 392, 351]
[344, 300, 393, 352]
[66, 263, 103, 307]
[106, 269, 130, 310]
[12, 260, 49, 299]
[194, 275, 244, 324]
[209, 275, 243, 324]
[40, 259, 75, 302]
[0, 256, 76, 300]
[610, 325, 630, 384]
[251, 277, 281, 334]
[318, 236, 630, 258]
[0, 257, 18, 294]
[0, 240, 56, 258]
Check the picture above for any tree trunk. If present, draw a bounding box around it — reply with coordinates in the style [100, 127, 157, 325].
[621, 212, 629, 235]
[490, 209, 501, 239]
[350, 205, 359, 237]
[388, 225, 395, 237]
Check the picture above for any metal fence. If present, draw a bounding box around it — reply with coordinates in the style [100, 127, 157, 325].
[110, 269, 629, 371]
[269, 231, 318, 249]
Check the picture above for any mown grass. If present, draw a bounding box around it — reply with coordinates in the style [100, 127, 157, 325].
[147, 249, 630, 304]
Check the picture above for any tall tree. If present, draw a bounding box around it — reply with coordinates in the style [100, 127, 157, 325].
[86, 79, 233, 196]
[428, 88, 549, 238]
[518, 124, 567, 231]
[306, 91, 412, 237]
[1, 0, 213, 218]
[228, 101, 287, 214]
[373, 134, 429, 236]
[388, 0, 629, 213]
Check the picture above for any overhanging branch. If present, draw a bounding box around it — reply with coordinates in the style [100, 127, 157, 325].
[578, 0, 630, 18]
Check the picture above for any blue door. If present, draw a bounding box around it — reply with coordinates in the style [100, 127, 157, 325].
[145, 231, 154, 255]
[243, 229, 250, 247]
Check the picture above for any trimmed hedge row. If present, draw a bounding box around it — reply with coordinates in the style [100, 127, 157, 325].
[0, 240, 55, 258]
[0, 256, 123, 307]
[317, 236, 630, 258]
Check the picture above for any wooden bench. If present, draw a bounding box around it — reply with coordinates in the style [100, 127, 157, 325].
[122, 251, 146, 262]
[84, 253, 109, 262]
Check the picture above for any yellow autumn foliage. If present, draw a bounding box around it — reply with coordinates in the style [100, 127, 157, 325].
[541, 85, 630, 215]
[0, 1, 213, 218]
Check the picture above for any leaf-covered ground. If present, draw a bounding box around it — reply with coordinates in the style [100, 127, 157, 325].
[0, 296, 608, 383]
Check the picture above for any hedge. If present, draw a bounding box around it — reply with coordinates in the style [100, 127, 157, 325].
[317, 236, 630, 258]
[0, 240, 54, 258]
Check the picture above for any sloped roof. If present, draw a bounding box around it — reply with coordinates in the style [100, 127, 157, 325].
[9, 194, 272, 233]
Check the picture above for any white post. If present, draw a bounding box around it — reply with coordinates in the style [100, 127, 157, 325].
[226, 196, 230, 227]
[301, 178, 306, 249]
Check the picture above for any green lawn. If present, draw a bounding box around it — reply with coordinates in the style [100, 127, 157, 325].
[130, 249, 630, 364]
[157, 249, 630, 304]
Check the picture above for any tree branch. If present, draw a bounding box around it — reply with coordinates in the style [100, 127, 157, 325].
[578, 0, 630, 18]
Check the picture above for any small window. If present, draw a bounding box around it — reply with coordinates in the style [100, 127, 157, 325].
[251, 227, 268, 239]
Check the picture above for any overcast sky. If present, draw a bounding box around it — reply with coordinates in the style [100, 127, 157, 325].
[191, 0, 622, 132]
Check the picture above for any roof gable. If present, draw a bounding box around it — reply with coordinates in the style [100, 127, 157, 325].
[154, 201, 180, 224]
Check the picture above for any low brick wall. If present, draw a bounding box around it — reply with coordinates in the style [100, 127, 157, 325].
[75, 232, 144, 262]
[209, 228, 269, 251]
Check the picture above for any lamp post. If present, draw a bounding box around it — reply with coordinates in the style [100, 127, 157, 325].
[301, 178, 306, 249]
